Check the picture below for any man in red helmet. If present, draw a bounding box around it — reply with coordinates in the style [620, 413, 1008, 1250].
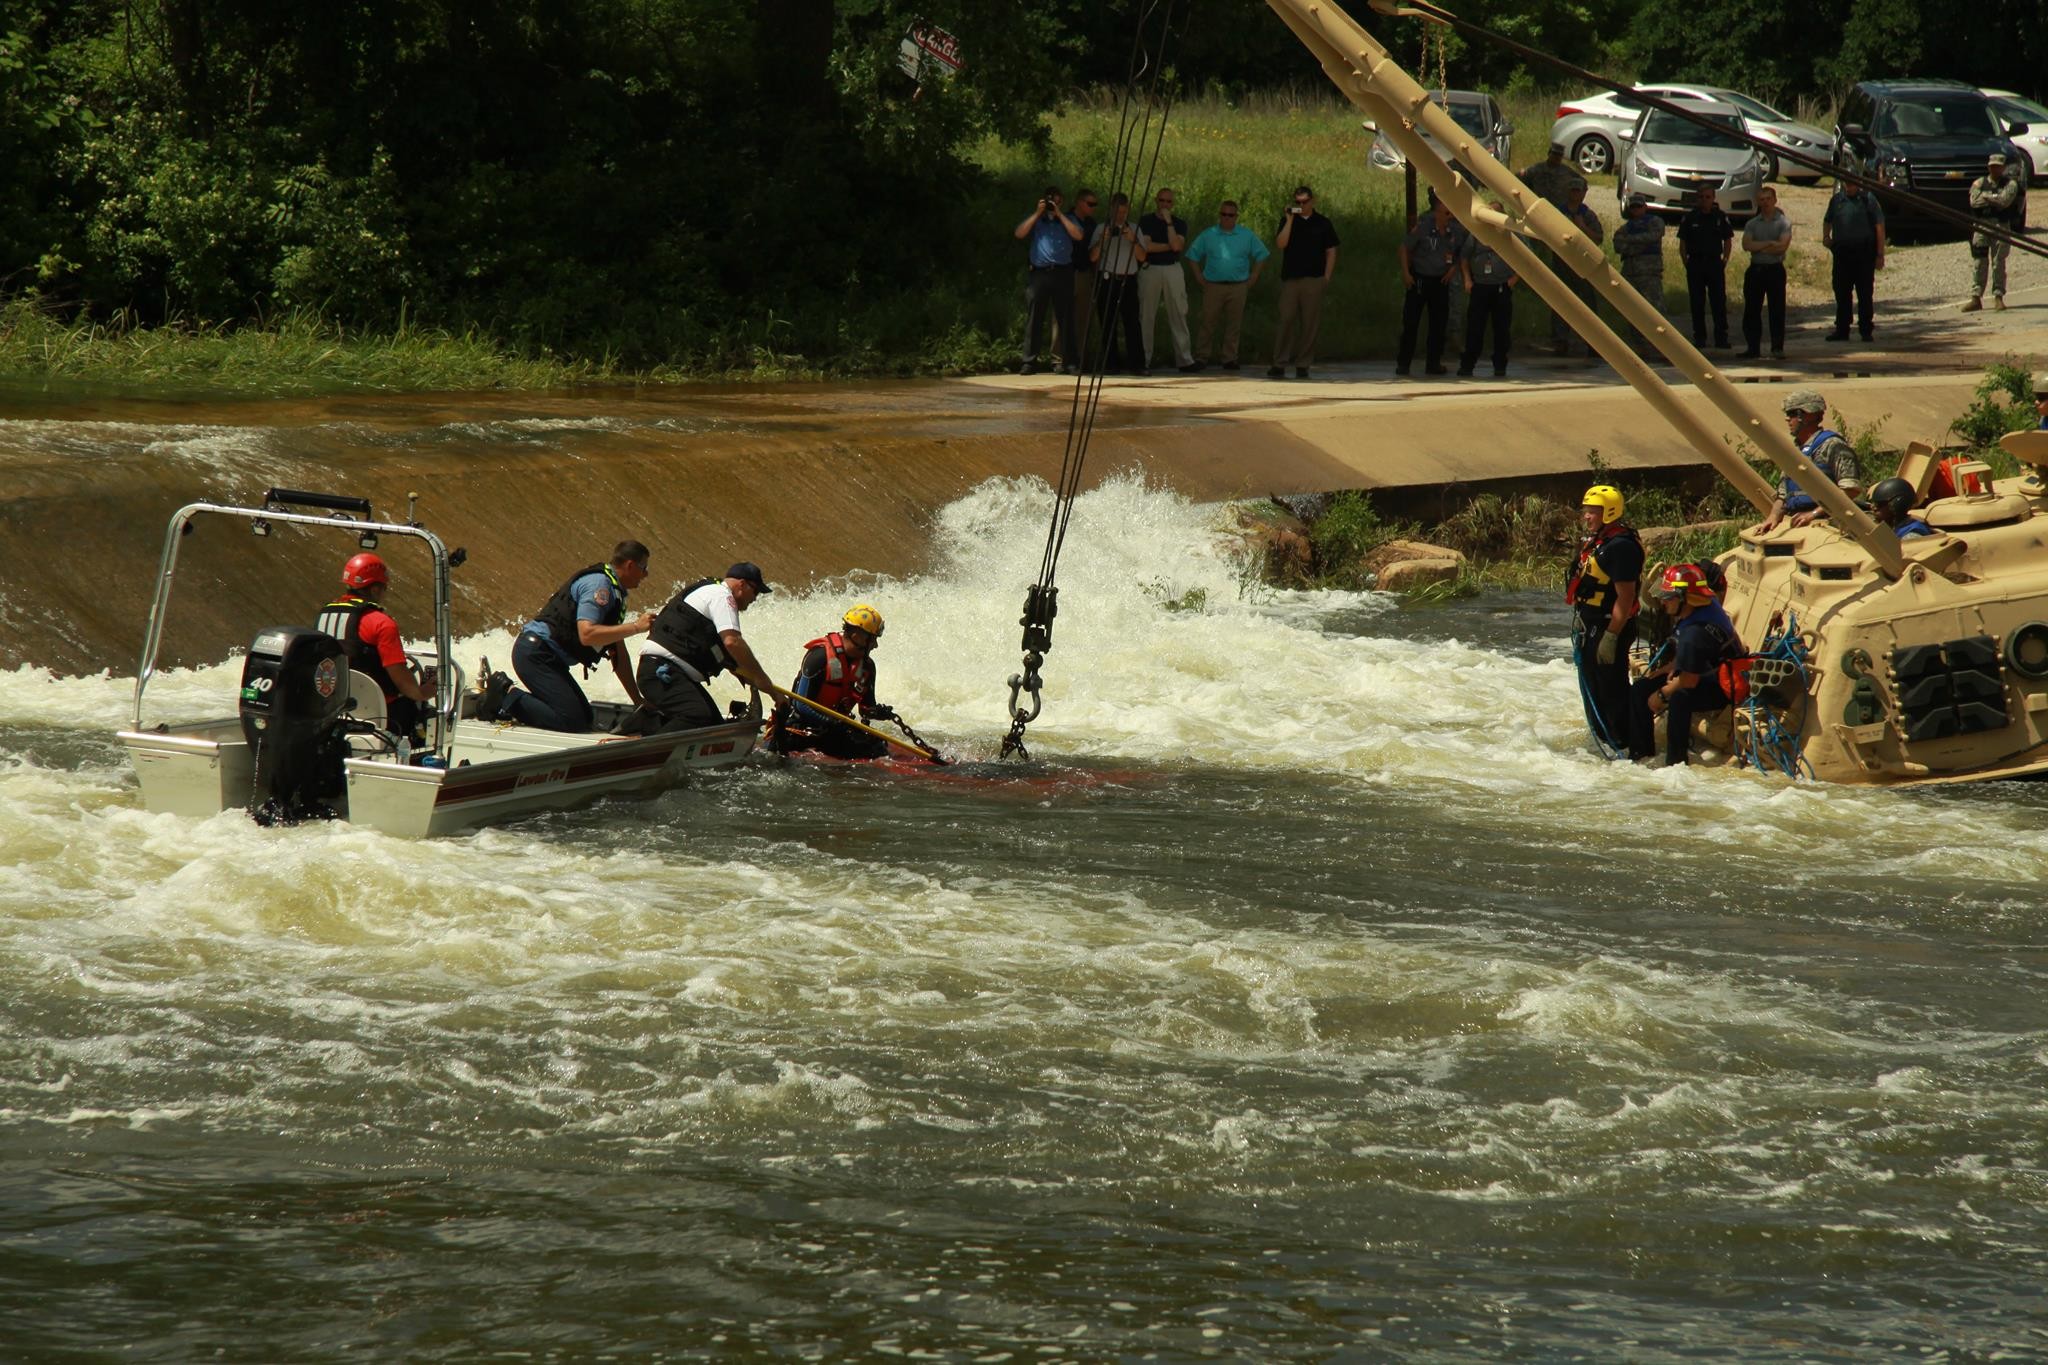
[317, 553, 432, 741]
[1627, 562, 1744, 768]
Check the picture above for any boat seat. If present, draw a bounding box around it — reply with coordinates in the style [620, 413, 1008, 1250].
[345, 670, 392, 756]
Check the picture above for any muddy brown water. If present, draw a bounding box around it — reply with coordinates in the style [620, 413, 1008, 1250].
[3, 382, 2046, 1359]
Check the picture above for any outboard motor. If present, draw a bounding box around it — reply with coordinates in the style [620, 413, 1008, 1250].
[239, 626, 349, 825]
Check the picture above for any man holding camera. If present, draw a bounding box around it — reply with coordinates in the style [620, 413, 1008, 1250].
[1268, 185, 1339, 380]
[1137, 188, 1198, 374]
[1013, 186, 1084, 375]
[1089, 192, 1149, 374]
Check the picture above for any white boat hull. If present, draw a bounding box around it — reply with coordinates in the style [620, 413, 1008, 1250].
[118, 713, 757, 838]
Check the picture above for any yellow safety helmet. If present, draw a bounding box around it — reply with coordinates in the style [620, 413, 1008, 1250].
[843, 603, 885, 638]
[1582, 484, 1625, 524]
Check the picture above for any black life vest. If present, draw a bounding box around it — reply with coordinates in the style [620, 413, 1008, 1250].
[1566, 523, 1642, 611]
[647, 578, 727, 678]
[315, 595, 394, 699]
[790, 632, 873, 719]
[531, 563, 624, 667]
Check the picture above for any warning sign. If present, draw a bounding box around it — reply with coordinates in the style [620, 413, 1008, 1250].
[897, 22, 963, 83]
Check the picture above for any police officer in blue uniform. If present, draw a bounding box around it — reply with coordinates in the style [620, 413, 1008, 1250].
[1567, 484, 1643, 753]
[1629, 563, 1745, 767]
[481, 541, 654, 732]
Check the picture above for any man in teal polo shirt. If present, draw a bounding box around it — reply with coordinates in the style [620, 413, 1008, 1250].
[1184, 200, 1270, 371]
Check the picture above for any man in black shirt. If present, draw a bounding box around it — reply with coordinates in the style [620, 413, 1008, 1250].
[1267, 185, 1340, 380]
[1675, 187, 1734, 350]
[1137, 188, 1198, 373]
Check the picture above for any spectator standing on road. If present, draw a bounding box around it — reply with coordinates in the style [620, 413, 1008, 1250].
[1739, 186, 1792, 359]
[1137, 188, 1199, 375]
[1964, 154, 2022, 313]
[1268, 185, 1340, 380]
[1395, 192, 1464, 377]
[1013, 187, 1082, 375]
[1676, 186, 1733, 349]
[1184, 201, 1269, 372]
[1456, 202, 1517, 377]
[1556, 178, 1605, 358]
[1520, 142, 1580, 353]
[1821, 178, 1885, 342]
[1089, 193, 1148, 375]
[1614, 192, 1667, 358]
[1058, 189, 1099, 371]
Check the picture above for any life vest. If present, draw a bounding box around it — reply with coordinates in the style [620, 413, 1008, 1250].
[531, 563, 624, 667]
[315, 595, 395, 699]
[1717, 656, 1754, 706]
[1566, 523, 1642, 610]
[1782, 428, 1846, 510]
[1676, 602, 1746, 702]
[790, 632, 873, 720]
[647, 578, 727, 678]
[1927, 456, 1989, 501]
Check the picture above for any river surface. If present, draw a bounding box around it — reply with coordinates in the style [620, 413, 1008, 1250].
[5, 451, 2048, 1358]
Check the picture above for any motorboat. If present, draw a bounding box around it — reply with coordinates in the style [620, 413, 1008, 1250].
[116, 489, 757, 837]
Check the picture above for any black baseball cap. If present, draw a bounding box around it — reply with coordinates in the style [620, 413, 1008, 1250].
[727, 562, 771, 593]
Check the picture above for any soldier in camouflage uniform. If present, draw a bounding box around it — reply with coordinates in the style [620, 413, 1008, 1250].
[1963, 154, 2022, 312]
[1614, 192, 1667, 358]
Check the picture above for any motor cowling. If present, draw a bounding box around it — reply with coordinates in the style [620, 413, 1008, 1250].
[239, 626, 349, 824]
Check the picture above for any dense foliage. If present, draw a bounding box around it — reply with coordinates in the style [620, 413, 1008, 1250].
[3, 0, 1080, 366]
[2, 1, 2040, 370]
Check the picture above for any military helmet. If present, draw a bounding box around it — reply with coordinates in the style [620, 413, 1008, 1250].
[1870, 477, 1915, 520]
[342, 552, 388, 590]
[1582, 484, 1625, 524]
[843, 603, 885, 638]
[1782, 388, 1826, 416]
[2032, 370, 2047, 399]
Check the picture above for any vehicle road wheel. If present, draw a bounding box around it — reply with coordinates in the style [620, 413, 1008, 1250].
[1572, 135, 1613, 177]
[1763, 152, 1780, 183]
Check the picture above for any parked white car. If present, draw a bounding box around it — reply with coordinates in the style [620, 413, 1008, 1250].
[1615, 99, 1766, 218]
[1366, 89, 1515, 178]
[1982, 89, 2048, 185]
[1550, 83, 1830, 183]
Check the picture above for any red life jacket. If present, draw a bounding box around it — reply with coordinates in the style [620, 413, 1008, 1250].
[793, 632, 872, 718]
[1566, 523, 1642, 610]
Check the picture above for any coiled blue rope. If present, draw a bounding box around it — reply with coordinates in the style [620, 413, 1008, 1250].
[1737, 613, 1815, 779]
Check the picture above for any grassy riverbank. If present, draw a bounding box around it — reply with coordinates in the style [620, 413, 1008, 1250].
[2, 89, 1598, 393]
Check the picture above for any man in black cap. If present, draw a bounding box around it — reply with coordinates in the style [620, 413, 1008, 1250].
[632, 563, 779, 731]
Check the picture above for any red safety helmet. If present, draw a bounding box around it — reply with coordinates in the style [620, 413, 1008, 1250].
[1652, 563, 1711, 605]
[342, 552, 389, 590]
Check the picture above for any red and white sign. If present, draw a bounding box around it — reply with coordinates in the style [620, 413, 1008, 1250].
[897, 22, 963, 83]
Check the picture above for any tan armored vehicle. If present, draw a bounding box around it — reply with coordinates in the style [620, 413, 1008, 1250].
[1262, 0, 2048, 786]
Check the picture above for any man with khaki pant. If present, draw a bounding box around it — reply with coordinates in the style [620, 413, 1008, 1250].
[1267, 185, 1340, 380]
[1137, 188, 1198, 374]
[1184, 201, 1270, 371]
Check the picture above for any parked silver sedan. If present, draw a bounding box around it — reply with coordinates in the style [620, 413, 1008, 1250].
[1368, 90, 1514, 177]
[1549, 83, 1829, 183]
[1616, 99, 1767, 218]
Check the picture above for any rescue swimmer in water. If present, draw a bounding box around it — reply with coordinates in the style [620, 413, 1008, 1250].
[317, 553, 433, 745]
[1628, 562, 1746, 768]
[1566, 484, 1643, 757]
[768, 604, 897, 760]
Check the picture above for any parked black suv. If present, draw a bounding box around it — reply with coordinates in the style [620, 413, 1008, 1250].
[1833, 79, 2029, 235]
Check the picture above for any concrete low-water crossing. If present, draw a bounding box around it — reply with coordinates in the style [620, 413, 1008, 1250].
[2, 397, 2045, 1357]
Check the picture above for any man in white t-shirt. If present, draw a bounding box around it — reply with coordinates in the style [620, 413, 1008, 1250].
[634, 562, 777, 731]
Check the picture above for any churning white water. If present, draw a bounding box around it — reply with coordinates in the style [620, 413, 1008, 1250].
[4, 472, 2047, 1359]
